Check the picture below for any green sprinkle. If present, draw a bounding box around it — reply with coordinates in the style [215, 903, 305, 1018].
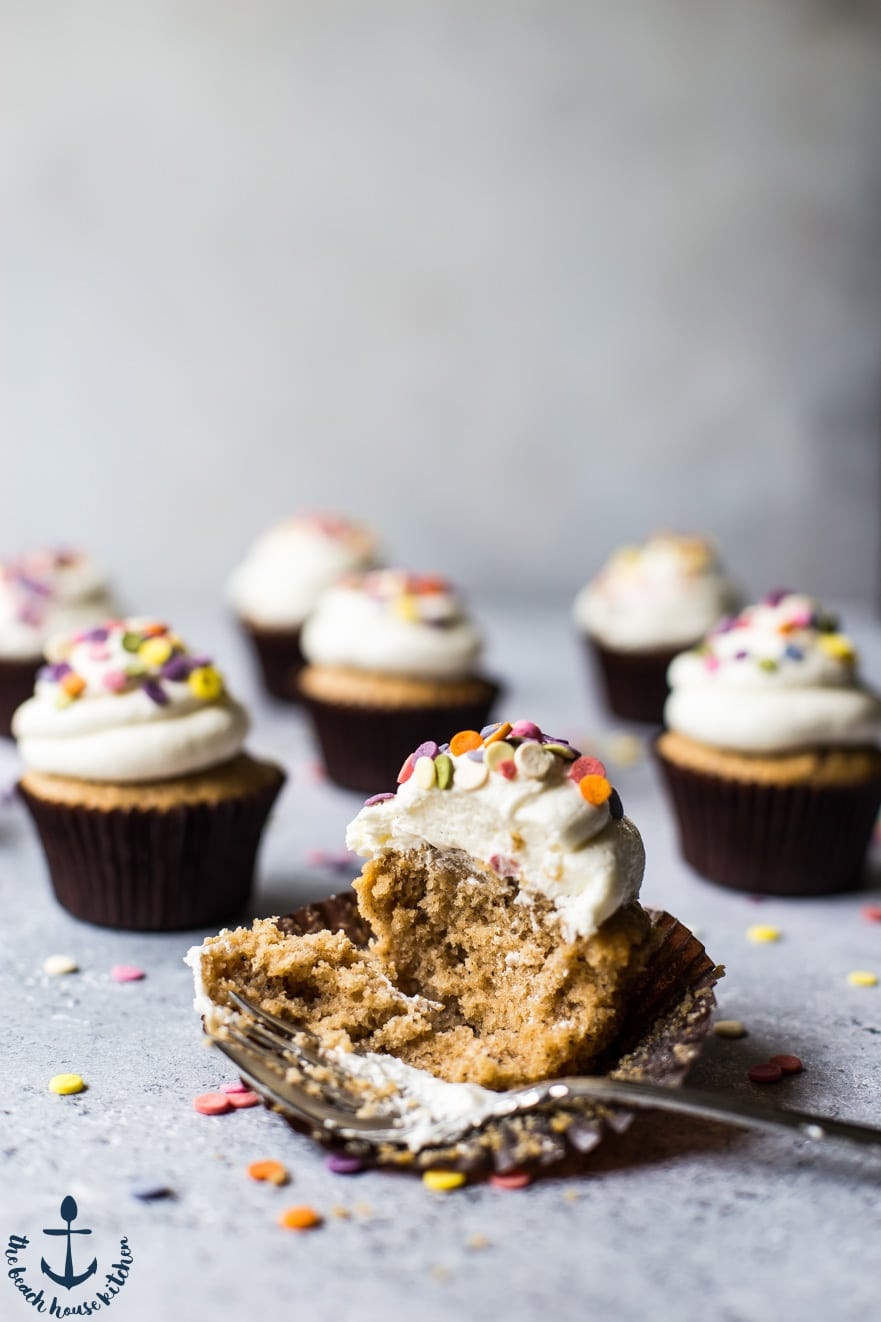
[758, 657, 778, 672]
[124, 662, 147, 678]
[542, 744, 577, 760]
[435, 754, 453, 789]
[122, 632, 143, 653]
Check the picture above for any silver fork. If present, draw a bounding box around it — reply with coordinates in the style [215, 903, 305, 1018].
[204, 992, 881, 1153]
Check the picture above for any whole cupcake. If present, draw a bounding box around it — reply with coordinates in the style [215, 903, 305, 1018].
[298, 569, 499, 792]
[227, 512, 380, 703]
[14, 618, 285, 930]
[574, 533, 739, 724]
[655, 590, 881, 896]
[0, 548, 116, 737]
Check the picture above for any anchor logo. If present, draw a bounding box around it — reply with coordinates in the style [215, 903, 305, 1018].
[40, 1195, 98, 1290]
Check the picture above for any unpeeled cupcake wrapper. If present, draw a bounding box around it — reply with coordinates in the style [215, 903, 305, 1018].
[19, 755, 285, 931]
[239, 619, 304, 704]
[299, 679, 500, 794]
[585, 636, 681, 725]
[654, 738, 881, 897]
[0, 656, 41, 739]
[204, 892, 719, 1175]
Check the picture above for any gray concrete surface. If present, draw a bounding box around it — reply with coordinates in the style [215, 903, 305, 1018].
[2, 600, 881, 1322]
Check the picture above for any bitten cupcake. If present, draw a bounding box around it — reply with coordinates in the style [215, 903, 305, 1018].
[14, 619, 285, 930]
[655, 590, 881, 896]
[574, 533, 739, 724]
[227, 512, 380, 702]
[0, 548, 116, 737]
[298, 569, 499, 792]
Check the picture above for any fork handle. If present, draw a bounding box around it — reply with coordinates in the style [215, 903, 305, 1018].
[548, 1077, 881, 1148]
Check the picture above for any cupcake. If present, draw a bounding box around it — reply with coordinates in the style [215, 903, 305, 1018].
[655, 590, 881, 896]
[227, 512, 379, 702]
[0, 548, 116, 737]
[298, 569, 499, 792]
[189, 719, 652, 1091]
[14, 618, 285, 930]
[574, 533, 739, 724]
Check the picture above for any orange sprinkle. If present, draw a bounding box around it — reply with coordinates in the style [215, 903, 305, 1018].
[248, 1160, 288, 1185]
[277, 1205, 322, 1231]
[579, 774, 612, 805]
[450, 730, 483, 756]
[61, 673, 86, 697]
[484, 722, 513, 746]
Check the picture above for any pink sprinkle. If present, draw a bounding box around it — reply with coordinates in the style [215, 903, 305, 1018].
[102, 669, 128, 692]
[193, 1092, 231, 1116]
[88, 644, 110, 661]
[510, 721, 542, 740]
[861, 905, 881, 924]
[111, 964, 145, 983]
[498, 760, 517, 780]
[704, 654, 720, 672]
[226, 1090, 260, 1109]
[219, 1080, 249, 1094]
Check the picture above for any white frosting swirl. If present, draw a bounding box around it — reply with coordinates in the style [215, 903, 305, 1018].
[228, 513, 379, 628]
[574, 533, 738, 651]
[346, 723, 644, 939]
[301, 570, 483, 680]
[13, 618, 249, 782]
[0, 549, 117, 660]
[664, 591, 881, 753]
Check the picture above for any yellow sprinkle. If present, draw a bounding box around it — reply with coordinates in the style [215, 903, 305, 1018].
[714, 1019, 747, 1039]
[139, 637, 173, 667]
[848, 970, 878, 987]
[188, 666, 224, 701]
[49, 1073, 84, 1096]
[818, 634, 856, 663]
[747, 924, 781, 944]
[423, 1169, 466, 1192]
[394, 594, 420, 622]
[467, 1233, 490, 1250]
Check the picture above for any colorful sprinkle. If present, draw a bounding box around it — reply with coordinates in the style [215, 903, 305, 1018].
[608, 788, 624, 821]
[569, 756, 607, 782]
[220, 1080, 250, 1094]
[247, 1160, 289, 1185]
[847, 970, 878, 987]
[818, 634, 856, 663]
[422, 1170, 467, 1192]
[188, 666, 224, 701]
[484, 740, 515, 772]
[139, 637, 173, 667]
[769, 1054, 803, 1074]
[61, 672, 86, 697]
[364, 792, 396, 806]
[110, 964, 145, 983]
[747, 1063, 783, 1085]
[578, 774, 612, 806]
[860, 905, 881, 924]
[498, 760, 517, 780]
[49, 1073, 85, 1096]
[484, 721, 513, 746]
[513, 741, 555, 779]
[227, 1090, 260, 1109]
[102, 668, 128, 692]
[413, 756, 437, 789]
[489, 1171, 532, 1190]
[43, 954, 78, 976]
[509, 720, 542, 740]
[193, 1091, 232, 1115]
[454, 758, 488, 790]
[397, 754, 416, 784]
[450, 730, 483, 756]
[747, 924, 781, 943]
[141, 679, 168, 706]
[325, 1153, 365, 1174]
[434, 753, 454, 789]
[714, 1019, 747, 1039]
[277, 1205, 322, 1231]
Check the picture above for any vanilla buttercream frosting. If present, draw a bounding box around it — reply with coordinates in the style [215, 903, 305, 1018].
[228, 512, 379, 629]
[13, 618, 249, 782]
[346, 719, 644, 939]
[574, 533, 738, 652]
[0, 549, 117, 660]
[664, 590, 881, 754]
[301, 569, 484, 680]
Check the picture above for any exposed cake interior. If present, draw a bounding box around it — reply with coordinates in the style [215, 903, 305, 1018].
[191, 719, 652, 1089]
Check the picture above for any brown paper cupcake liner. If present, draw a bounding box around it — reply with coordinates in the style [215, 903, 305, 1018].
[655, 743, 881, 896]
[585, 637, 681, 725]
[0, 655, 40, 738]
[301, 683, 500, 794]
[240, 621, 304, 703]
[19, 766, 285, 930]
[270, 894, 720, 1174]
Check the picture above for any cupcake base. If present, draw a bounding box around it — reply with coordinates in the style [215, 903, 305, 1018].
[298, 668, 500, 794]
[585, 638, 681, 725]
[18, 754, 285, 930]
[655, 734, 881, 896]
[240, 620, 304, 703]
[0, 655, 40, 738]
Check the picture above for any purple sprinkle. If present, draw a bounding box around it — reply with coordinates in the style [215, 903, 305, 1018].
[480, 723, 501, 737]
[541, 734, 571, 747]
[364, 792, 395, 806]
[762, 588, 791, 607]
[734, 650, 748, 661]
[82, 627, 109, 643]
[161, 655, 191, 681]
[466, 749, 485, 762]
[608, 788, 624, 821]
[413, 740, 439, 760]
[41, 661, 72, 682]
[438, 742, 450, 754]
[141, 679, 169, 706]
[712, 615, 736, 635]
[325, 1153, 364, 1175]
[189, 654, 212, 668]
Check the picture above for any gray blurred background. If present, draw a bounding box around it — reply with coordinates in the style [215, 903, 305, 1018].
[1, 0, 879, 611]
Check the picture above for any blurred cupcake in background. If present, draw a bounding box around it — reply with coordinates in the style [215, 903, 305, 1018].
[0, 548, 117, 737]
[298, 568, 499, 792]
[655, 590, 881, 896]
[574, 532, 739, 724]
[14, 617, 284, 929]
[228, 512, 380, 703]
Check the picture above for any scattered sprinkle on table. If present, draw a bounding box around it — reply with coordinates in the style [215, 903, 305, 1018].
[747, 924, 781, 943]
[43, 954, 78, 976]
[423, 1170, 466, 1192]
[130, 1181, 174, 1201]
[747, 1063, 783, 1085]
[861, 905, 881, 924]
[489, 1171, 532, 1190]
[277, 1205, 322, 1231]
[220, 1080, 250, 1094]
[325, 1153, 365, 1174]
[111, 964, 145, 983]
[467, 1233, 490, 1251]
[769, 1054, 803, 1074]
[848, 970, 878, 987]
[193, 1091, 232, 1115]
[226, 1090, 260, 1109]
[247, 1160, 289, 1185]
[714, 1019, 747, 1039]
[49, 1073, 85, 1095]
